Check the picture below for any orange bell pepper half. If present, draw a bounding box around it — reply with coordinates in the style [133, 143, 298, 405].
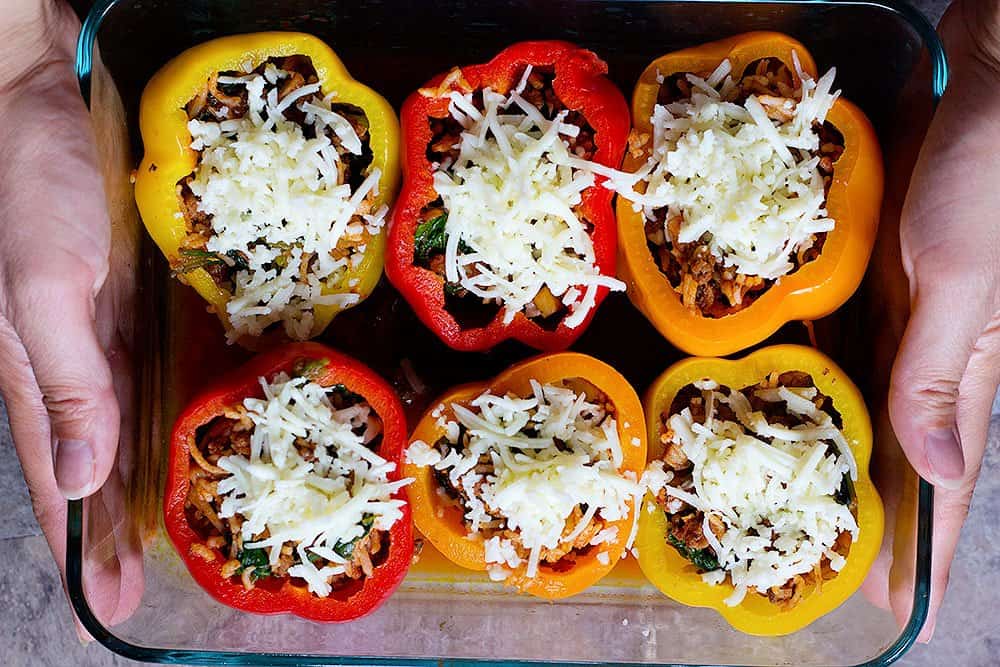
[403, 352, 647, 599]
[617, 32, 884, 356]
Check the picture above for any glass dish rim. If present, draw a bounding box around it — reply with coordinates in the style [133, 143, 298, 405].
[68, 0, 945, 664]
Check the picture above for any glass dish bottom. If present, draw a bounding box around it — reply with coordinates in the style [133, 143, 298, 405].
[70, 0, 944, 664]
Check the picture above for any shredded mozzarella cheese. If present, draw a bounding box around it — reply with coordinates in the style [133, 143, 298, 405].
[215, 373, 410, 597]
[406, 380, 642, 580]
[187, 65, 385, 342]
[432, 66, 624, 327]
[615, 58, 841, 281]
[645, 380, 858, 606]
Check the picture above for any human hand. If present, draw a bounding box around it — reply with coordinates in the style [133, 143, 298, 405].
[0, 0, 142, 633]
[888, 0, 1000, 641]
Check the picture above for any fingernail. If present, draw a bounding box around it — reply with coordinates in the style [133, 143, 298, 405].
[918, 616, 937, 643]
[73, 616, 95, 644]
[52, 439, 96, 500]
[924, 428, 965, 490]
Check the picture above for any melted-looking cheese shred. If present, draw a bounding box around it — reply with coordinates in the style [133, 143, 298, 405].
[611, 57, 841, 280]
[432, 66, 625, 328]
[406, 381, 643, 580]
[187, 63, 387, 342]
[644, 378, 858, 606]
[215, 373, 410, 597]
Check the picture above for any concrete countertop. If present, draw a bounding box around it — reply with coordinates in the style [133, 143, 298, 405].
[6, 0, 994, 665]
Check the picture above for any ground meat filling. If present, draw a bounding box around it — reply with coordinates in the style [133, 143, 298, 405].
[646, 59, 846, 318]
[418, 67, 599, 331]
[654, 371, 855, 610]
[184, 370, 389, 593]
[431, 379, 611, 572]
[174, 55, 376, 293]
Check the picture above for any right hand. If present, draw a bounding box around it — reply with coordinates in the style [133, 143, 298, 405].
[886, 0, 1000, 642]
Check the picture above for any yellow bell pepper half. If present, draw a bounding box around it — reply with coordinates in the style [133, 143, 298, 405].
[636, 344, 884, 635]
[135, 32, 399, 346]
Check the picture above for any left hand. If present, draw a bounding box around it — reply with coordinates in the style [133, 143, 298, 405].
[0, 0, 143, 636]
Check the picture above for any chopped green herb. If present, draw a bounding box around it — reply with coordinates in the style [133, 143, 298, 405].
[667, 531, 720, 572]
[237, 547, 272, 579]
[414, 212, 475, 267]
[295, 358, 329, 380]
[414, 214, 448, 264]
[835, 473, 853, 507]
[333, 514, 376, 559]
[443, 282, 464, 297]
[172, 248, 225, 276]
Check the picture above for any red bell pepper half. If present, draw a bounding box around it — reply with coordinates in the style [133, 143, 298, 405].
[386, 41, 629, 352]
[163, 342, 413, 622]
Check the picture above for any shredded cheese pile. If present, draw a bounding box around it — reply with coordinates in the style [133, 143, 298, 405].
[645, 378, 858, 606]
[187, 63, 387, 342]
[215, 373, 410, 597]
[615, 57, 840, 280]
[406, 381, 642, 580]
[433, 66, 624, 327]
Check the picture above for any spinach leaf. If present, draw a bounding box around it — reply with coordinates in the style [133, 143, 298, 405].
[835, 473, 853, 507]
[667, 531, 720, 572]
[237, 547, 272, 579]
[333, 514, 376, 559]
[414, 214, 448, 264]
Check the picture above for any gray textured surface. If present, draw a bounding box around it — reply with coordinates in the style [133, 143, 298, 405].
[0, 0, 982, 665]
[0, 410, 35, 540]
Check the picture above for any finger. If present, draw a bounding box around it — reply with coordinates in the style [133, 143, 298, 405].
[859, 412, 901, 613]
[888, 264, 994, 488]
[919, 340, 1000, 642]
[889, 267, 1000, 639]
[0, 315, 143, 638]
[888, 321, 1000, 640]
[4, 266, 119, 500]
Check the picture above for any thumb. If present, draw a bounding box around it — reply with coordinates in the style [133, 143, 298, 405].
[888, 253, 1000, 490]
[8, 270, 119, 500]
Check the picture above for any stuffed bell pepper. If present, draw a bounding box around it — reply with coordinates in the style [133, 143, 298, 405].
[387, 41, 630, 352]
[636, 345, 884, 635]
[616, 33, 883, 355]
[136, 33, 400, 346]
[163, 342, 413, 622]
[403, 353, 647, 598]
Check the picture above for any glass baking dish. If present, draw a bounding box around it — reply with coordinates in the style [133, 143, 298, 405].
[69, 0, 945, 664]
